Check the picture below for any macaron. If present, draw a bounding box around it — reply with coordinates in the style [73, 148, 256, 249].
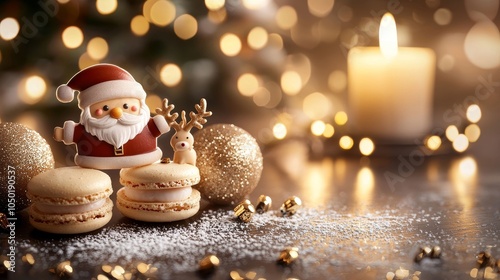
[27, 167, 113, 234]
[117, 162, 201, 222]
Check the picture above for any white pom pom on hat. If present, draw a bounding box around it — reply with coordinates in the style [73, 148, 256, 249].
[56, 84, 75, 103]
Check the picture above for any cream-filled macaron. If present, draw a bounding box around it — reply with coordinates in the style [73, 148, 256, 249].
[117, 162, 201, 222]
[27, 167, 113, 234]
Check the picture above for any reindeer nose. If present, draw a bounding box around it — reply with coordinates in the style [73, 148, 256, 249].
[110, 107, 123, 119]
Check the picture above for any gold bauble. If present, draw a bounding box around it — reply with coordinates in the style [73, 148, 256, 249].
[0, 122, 55, 212]
[194, 124, 263, 205]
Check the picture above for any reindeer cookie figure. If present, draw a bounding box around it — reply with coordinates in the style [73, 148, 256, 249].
[156, 98, 212, 165]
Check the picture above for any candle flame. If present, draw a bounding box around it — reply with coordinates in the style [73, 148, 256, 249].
[379, 13, 398, 58]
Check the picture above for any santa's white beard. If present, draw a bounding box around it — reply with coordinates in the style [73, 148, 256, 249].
[81, 105, 150, 149]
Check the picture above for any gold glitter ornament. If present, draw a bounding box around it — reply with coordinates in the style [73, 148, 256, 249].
[194, 124, 263, 205]
[0, 122, 54, 212]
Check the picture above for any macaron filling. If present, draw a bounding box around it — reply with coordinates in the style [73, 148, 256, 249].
[123, 186, 193, 202]
[34, 198, 107, 214]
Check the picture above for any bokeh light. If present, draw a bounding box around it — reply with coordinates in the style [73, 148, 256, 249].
[311, 120, 326, 136]
[464, 20, 500, 69]
[273, 123, 287, 140]
[87, 37, 108, 60]
[438, 54, 455, 72]
[131, 15, 150, 36]
[426, 135, 442, 151]
[208, 8, 227, 24]
[19, 75, 47, 104]
[465, 124, 481, 142]
[205, 0, 225, 11]
[0, 17, 20, 41]
[303, 92, 331, 120]
[328, 70, 347, 92]
[434, 8, 452, 25]
[268, 33, 284, 49]
[160, 63, 182, 87]
[149, 0, 176, 27]
[446, 125, 459, 141]
[308, 0, 335, 18]
[334, 111, 348, 126]
[62, 26, 84, 49]
[247, 27, 268, 50]
[459, 156, 477, 177]
[237, 73, 260, 97]
[453, 134, 469, 153]
[174, 14, 198, 40]
[281, 71, 302, 95]
[242, 0, 270, 10]
[276, 6, 297, 30]
[466, 104, 481, 123]
[323, 124, 335, 138]
[253, 87, 271, 107]
[220, 33, 241, 56]
[78, 53, 99, 70]
[339, 136, 354, 150]
[96, 0, 117, 15]
[359, 137, 375, 156]
[146, 94, 162, 112]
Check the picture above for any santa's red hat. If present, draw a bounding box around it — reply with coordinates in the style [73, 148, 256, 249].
[56, 63, 146, 109]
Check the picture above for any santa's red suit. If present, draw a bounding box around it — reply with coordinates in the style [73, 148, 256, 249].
[62, 115, 169, 169]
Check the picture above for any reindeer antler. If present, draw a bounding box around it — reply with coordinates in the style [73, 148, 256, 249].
[156, 98, 180, 131]
[184, 98, 213, 131]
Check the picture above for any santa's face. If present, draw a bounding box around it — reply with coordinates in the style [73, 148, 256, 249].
[82, 98, 150, 149]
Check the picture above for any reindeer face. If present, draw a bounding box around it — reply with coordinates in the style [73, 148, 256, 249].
[170, 130, 194, 151]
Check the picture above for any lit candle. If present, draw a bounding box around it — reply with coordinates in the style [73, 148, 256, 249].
[348, 13, 436, 143]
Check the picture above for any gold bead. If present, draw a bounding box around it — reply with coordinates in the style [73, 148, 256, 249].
[280, 196, 302, 216]
[198, 254, 220, 275]
[161, 157, 171, 164]
[277, 247, 299, 265]
[21, 254, 35, 265]
[431, 246, 441, 258]
[255, 195, 272, 214]
[234, 200, 255, 223]
[54, 260, 73, 277]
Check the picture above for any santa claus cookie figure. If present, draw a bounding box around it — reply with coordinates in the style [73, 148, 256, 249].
[53, 63, 170, 170]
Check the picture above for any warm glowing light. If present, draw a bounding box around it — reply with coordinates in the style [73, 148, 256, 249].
[438, 54, 455, 72]
[426, 135, 442, 151]
[208, 9, 227, 24]
[280, 71, 302, 95]
[303, 92, 331, 120]
[334, 111, 348, 126]
[253, 87, 271, 107]
[465, 124, 481, 143]
[220, 33, 241, 57]
[323, 124, 335, 138]
[307, 0, 334, 17]
[466, 104, 481, 123]
[0, 18, 20, 40]
[160, 64, 182, 87]
[276, 6, 297, 30]
[379, 13, 398, 59]
[464, 20, 500, 69]
[311, 120, 326, 136]
[247, 27, 268, 50]
[328, 70, 347, 92]
[359, 137, 375, 156]
[131, 15, 150, 36]
[453, 134, 469, 153]
[20, 75, 47, 104]
[445, 125, 459, 141]
[62, 26, 84, 49]
[87, 37, 108, 60]
[339, 136, 354, 150]
[268, 33, 283, 49]
[57, 0, 70, 3]
[96, 0, 117, 15]
[174, 14, 198, 40]
[237, 73, 260, 97]
[459, 157, 477, 177]
[273, 123, 287, 140]
[355, 167, 375, 212]
[205, 0, 225, 10]
[150, 0, 176, 27]
[78, 53, 99, 70]
[434, 8, 452, 25]
[242, 0, 269, 10]
[146, 94, 162, 112]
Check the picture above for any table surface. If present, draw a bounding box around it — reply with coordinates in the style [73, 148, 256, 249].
[2, 135, 500, 280]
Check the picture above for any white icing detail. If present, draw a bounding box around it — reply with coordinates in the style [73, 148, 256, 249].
[124, 186, 192, 202]
[36, 198, 107, 214]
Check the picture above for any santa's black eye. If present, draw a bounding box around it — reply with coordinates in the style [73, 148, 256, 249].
[103, 105, 109, 111]
[123, 104, 129, 109]
[186, 136, 189, 139]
